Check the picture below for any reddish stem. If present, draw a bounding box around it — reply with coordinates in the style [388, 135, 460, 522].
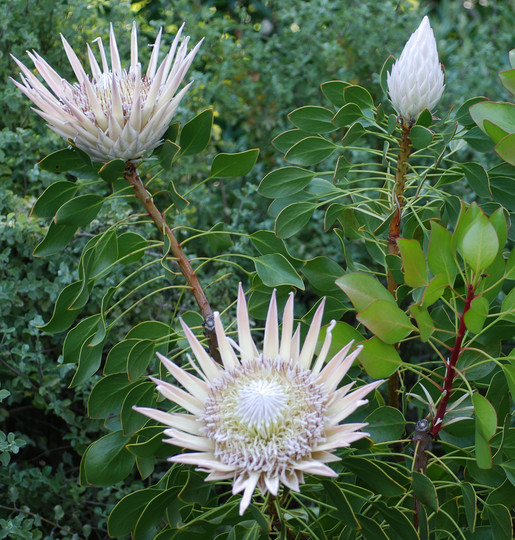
[430, 283, 476, 437]
[124, 163, 221, 363]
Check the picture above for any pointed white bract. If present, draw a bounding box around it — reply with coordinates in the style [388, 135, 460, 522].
[387, 16, 445, 123]
[135, 285, 383, 515]
[11, 23, 202, 163]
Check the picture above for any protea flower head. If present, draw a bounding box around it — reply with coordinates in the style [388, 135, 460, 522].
[135, 285, 383, 515]
[387, 16, 445, 124]
[11, 23, 202, 163]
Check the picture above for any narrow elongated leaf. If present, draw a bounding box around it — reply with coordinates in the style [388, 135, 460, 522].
[412, 472, 438, 511]
[322, 481, 360, 529]
[428, 222, 456, 282]
[461, 482, 477, 531]
[410, 303, 434, 342]
[397, 238, 427, 287]
[210, 149, 259, 178]
[62, 314, 102, 364]
[33, 221, 78, 257]
[108, 489, 162, 537]
[464, 295, 489, 333]
[462, 214, 499, 273]
[473, 393, 497, 469]
[38, 281, 83, 334]
[486, 504, 512, 540]
[461, 162, 491, 198]
[179, 109, 213, 155]
[336, 273, 395, 312]
[342, 458, 406, 497]
[422, 273, 448, 307]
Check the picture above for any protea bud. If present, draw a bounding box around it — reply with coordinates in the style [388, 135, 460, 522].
[11, 23, 202, 163]
[387, 16, 445, 124]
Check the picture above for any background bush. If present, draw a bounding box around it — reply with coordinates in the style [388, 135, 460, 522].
[1, 0, 514, 537]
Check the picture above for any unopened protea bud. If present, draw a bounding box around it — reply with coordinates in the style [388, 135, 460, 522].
[387, 16, 445, 124]
[11, 23, 202, 163]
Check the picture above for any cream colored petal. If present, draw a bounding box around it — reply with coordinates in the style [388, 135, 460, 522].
[93, 36, 109, 74]
[264, 475, 280, 496]
[87, 44, 102, 80]
[317, 336, 353, 385]
[214, 312, 239, 370]
[109, 23, 122, 77]
[263, 290, 279, 360]
[146, 27, 162, 79]
[291, 324, 300, 361]
[141, 59, 167, 126]
[170, 452, 235, 472]
[322, 346, 363, 393]
[163, 428, 214, 452]
[60, 34, 88, 85]
[279, 292, 294, 361]
[110, 75, 124, 128]
[238, 472, 260, 515]
[325, 423, 368, 437]
[133, 407, 201, 435]
[81, 76, 108, 130]
[311, 320, 336, 375]
[328, 380, 383, 424]
[298, 298, 325, 369]
[156, 352, 209, 401]
[295, 460, 338, 477]
[159, 23, 185, 79]
[311, 450, 341, 463]
[280, 470, 300, 491]
[150, 376, 204, 416]
[180, 319, 221, 381]
[205, 470, 234, 481]
[237, 283, 258, 363]
[130, 22, 138, 72]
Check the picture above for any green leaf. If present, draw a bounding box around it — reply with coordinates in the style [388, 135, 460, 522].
[461, 162, 491, 198]
[108, 488, 161, 537]
[31, 181, 78, 218]
[254, 254, 304, 289]
[69, 334, 106, 387]
[121, 382, 155, 437]
[486, 504, 512, 540]
[358, 514, 389, 540]
[33, 221, 78, 257]
[320, 80, 350, 107]
[38, 147, 85, 173]
[332, 103, 363, 128]
[117, 232, 147, 265]
[359, 337, 402, 378]
[258, 166, 315, 198]
[365, 406, 405, 443]
[104, 339, 139, 375]
[462, 214, 499, 273]
[83, 430, 135, 486]
[322, 481, 360, 529]
[275, 201, 316, 238]
[126, 427, 171, 458]
[499, 67, 515, 95]
[342, 458, 406, 497]
[284, 136, 336, 166]
[379, 56, 395, 95]
[127, 340, 156, 381]
[62, 314, 101, 364]
[89, 230, 118, 278]
[168, 180, 189, 211]
[470, 102, 515, 142]
[455, 97, 488, 128]
[134, 487, 182, 540]
[272, 128, 311, 153]
[461, 482, 477, 531]
[412, 472, 438, 512]
[88, 374, 134, 419]
[38, 281, 83, 334]
[464, 126, 495, 152]
[464, 295, 489, 334]
[302, 256, 346, 296]
[336, 273, 395, 312]
[55, 194, 104, 227]
[375, 502, 419, 540]
[428, 221, 456, 282]
[489, 207, 508, 251]
[159, 140, 181, 171]
[179, 109, 213, 155]
[473, 393, 497, 469]
[341, 122, 365, 146]
[288, 105, 337, 133]
[98, 159, 125, 182]
[502, 365, 515, 402]
[356, 299, 414, 344]
[210, 149, 259, 178]
[344, 85, 374, 110]
[409, 303, 435, 342]
[415, 109, 433, 127]
[397, 238, 427, 287]
[250, 230, 294, 260]
[207, 222, 233, 254]
[410, 126, 434, 149]
[496, 132, 515, 166]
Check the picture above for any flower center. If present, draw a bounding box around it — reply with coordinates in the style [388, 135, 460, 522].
[200, 356, 328, 475]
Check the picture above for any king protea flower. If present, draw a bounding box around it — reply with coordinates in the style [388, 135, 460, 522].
[387, 16, 445, 124]
[11, 23, 202, 163]
[135, 285, 383, 515]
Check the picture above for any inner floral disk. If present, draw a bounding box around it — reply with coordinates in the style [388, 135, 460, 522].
[200, 356, 328, 474]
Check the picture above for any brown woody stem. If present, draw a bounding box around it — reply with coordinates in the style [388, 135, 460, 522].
[387, 121, 413, 409]
[430, 283, 476, 437]
[124, 163, 220, 363]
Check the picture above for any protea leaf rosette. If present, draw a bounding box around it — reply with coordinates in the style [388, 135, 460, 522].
[135, 285, 383, 515]
[387, 16, 445, 124]
[11, 23, 202, 163]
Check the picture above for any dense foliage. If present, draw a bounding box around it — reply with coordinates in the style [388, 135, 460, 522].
[1, 0, 514, 538]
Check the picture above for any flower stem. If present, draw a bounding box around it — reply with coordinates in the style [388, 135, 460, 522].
[124, 163, 220, 363]
[387, 121, 413, 409]
[430, 283, 475, 437]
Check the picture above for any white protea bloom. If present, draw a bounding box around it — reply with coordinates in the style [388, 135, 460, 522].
[11, 23, 202, 163]
[387, 16, 445, 124]
[135, 285, 383, 515]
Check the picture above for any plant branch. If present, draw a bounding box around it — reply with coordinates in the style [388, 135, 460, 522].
[430, 283, 475, 437]
[124, 163, 220, 363]
[387, 121, 413, 409]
